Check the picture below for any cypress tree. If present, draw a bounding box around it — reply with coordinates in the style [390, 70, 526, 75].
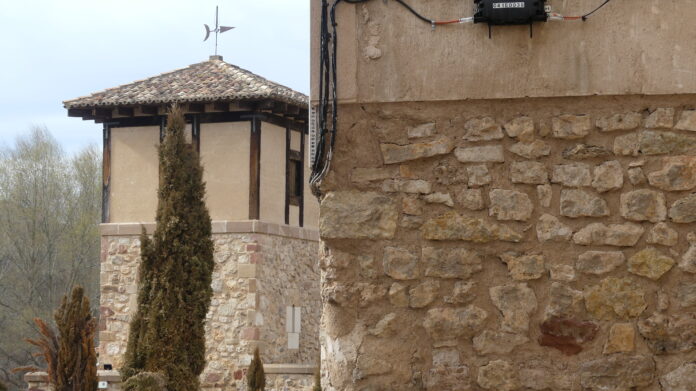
[54, 286, 97, 391]
[15, 287, 96, 391]
[121, 105, 215, 391]
[246, 348, 265, 391]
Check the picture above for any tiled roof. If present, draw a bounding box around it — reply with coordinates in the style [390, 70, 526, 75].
[64, 57, 308, 109]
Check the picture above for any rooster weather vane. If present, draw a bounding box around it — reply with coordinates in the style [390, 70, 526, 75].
[204, 6, 235, 56]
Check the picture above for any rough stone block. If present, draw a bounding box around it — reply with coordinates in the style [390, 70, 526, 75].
[510, 161, 548, 184]
[645, 108, 675, 129]
[320, 191, 398, 239]
[454, 146, 505, 163]
[380, 136, 454, 164]
[560, 189, 609, 218]
[489, 189, 533, 221]
[552, 115, 592, 139]
[463, 117, 504, 141]
[596, 112, 642, 132]
[620, 189, 667, 222]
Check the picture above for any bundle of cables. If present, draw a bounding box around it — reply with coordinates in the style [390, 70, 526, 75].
[310, 0, 614, 195]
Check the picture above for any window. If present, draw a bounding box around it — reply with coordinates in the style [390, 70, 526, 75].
[287, 150, 303, 206]
[286, 306, 301, 349]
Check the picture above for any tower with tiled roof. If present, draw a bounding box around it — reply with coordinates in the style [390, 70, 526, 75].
[64, 56, 319, 390]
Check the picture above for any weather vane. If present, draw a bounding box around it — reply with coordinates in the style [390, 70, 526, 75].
[204, 6, 235, 56]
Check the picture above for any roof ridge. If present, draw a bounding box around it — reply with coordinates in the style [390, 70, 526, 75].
[63, 58, 307, 109]
[63, 60, 211, 105]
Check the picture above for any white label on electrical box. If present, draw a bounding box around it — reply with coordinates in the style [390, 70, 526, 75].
[98, 381, 108, 389]
[493, 2, 525, 9]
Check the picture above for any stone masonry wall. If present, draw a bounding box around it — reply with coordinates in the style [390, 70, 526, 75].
[99, 224, 319, 391]
[318, 96, 696, 391]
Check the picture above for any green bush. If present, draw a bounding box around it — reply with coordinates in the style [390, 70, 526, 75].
[123, 372, 167, 391]
[247, 348, 265, 391]
[121, 105, 215, 391]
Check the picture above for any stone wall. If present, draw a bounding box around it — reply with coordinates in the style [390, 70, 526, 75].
[98, 221, 319, 391]
[318, 96, 696, 391]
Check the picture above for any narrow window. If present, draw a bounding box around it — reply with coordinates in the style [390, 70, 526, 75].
[286, 305, 301, 349]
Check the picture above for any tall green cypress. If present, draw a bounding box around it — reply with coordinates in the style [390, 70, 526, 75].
[122, 105, 214, 391]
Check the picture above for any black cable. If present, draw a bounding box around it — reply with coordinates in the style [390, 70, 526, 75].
[582, 0, 612, 21]
[393, 0, 433, 24]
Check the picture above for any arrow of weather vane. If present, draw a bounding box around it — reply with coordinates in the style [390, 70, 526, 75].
[204, 6, 235, 56]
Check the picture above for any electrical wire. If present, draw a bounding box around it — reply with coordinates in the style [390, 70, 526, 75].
[553, 0, 614, 21]
[311, 0, 615, 193]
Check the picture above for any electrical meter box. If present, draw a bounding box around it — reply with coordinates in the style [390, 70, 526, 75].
[474, 0, 547, 25]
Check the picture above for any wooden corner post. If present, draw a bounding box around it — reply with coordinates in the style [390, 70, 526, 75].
[249, 117, 261, 220]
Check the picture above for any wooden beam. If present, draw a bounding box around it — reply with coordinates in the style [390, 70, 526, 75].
[140, 105, 159, 115]
[68, 108, 91, 118]
[93, 108, 112, 118]
[286, 104, 301, 117]
[238, 100, 256, 110]
[256, 100, 275, 111]
[192, 114, 200, 154]
[213, 102, 230, 112]
[285, 127, 291, 225]
[159, 116, 167, 143]
[117, 107, 134, 117]
[102, 124, 112, 223]
[299, 129, 305, 228]
[289, 150, 302, 161]
[188, 103, 205, 113]
[249, 118, 261, 220]
[272, 102, 287, 114]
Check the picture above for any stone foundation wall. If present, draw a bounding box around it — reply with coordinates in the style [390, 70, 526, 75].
[98, 221, 319, 391]
[318, 96, 696, 391]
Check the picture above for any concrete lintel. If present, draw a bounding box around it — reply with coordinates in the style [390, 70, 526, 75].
[264, 364, 317, 375]
[25, 370, 121, 383]
[101, 220, 319, 241]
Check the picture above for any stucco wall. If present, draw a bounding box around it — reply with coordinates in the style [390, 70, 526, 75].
[317, 96, 696, 391]
[201, 121, 251, 221]
[311, 0, 696, 104]
[260, 122, 287, 224]
[110, 126, 159, 223]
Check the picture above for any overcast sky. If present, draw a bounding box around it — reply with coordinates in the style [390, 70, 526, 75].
[0, 0, 310, 154]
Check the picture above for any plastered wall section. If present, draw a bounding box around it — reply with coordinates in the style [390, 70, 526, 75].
[110, 126, 159, 223]
[317, 96, 696, 391]
[311, 0, 696, 103]
[201, 122, 251, 221]
[260, 122, 287, 224]
[98, 231, 319, 391]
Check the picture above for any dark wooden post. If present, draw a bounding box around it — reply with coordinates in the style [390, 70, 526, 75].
[249, 117, 261, 220]
[192, 114, 201, 154]
[284, 127, 291, 225]
[102, 124, 112, 223]
[299, 129, 305, 228]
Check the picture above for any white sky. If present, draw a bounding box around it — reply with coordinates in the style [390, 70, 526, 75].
[0, 0, 310, 154]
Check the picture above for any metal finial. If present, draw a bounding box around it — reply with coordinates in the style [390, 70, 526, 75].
[204, 6, 235, 56]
